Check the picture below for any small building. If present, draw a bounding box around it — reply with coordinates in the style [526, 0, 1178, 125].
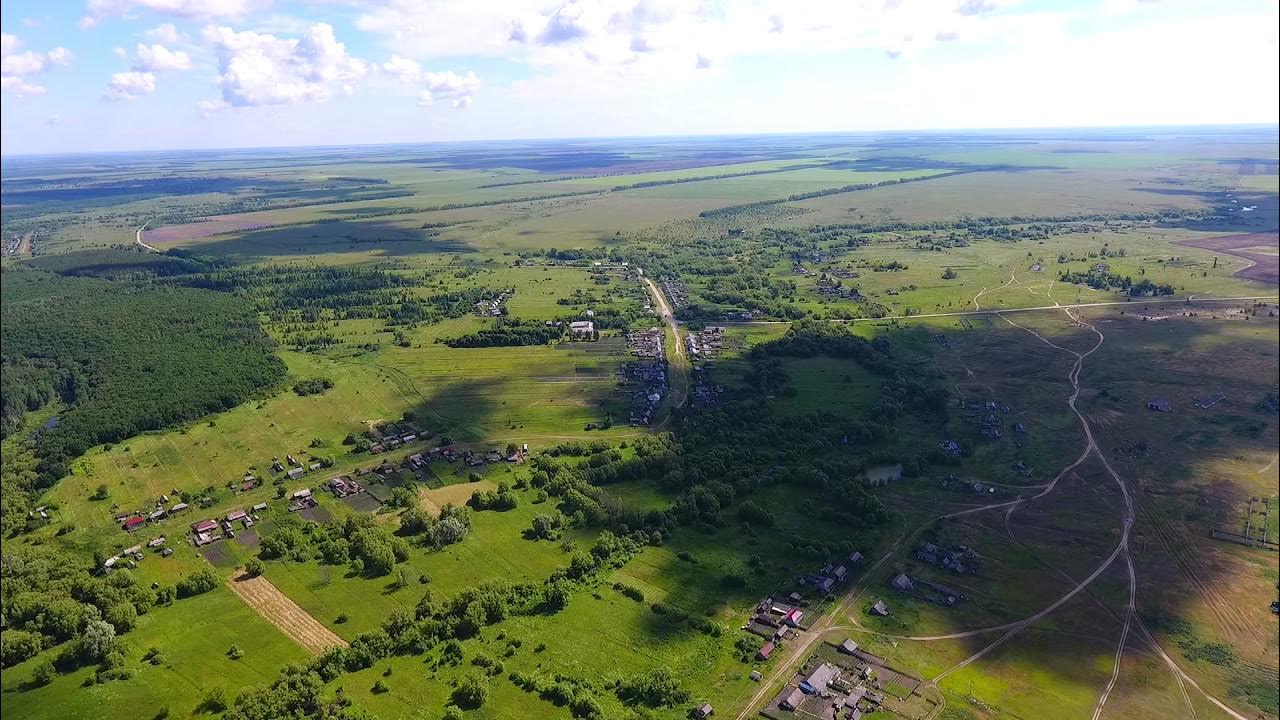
[123, 516, 146, 532]
[891, 574, 913, 592]
[569, 320, 595, 337]
[1147, 398, 1171, 412]
[123, 544, 142, 555]
[147, 536, 166, 548]
[226, 509, 248, 523]
[695, 703, 713, 719]
[815, 576, 835, 593]
[161, 548, 174, 557]
[251, 502, 268, 512]
[308, 462, 321, 471]
[871, 600, 890, 616]
[848, 551, 864, 565]
[833, 565, 848, 581]
[756, 641, 775, 660]
[148, 509, 166, 521]
[292, 488, 313, 500]
[749, 670, 762, 682]
[782, 608, 804, 627]
[800, 663, 838, 694]
[287, 467, 306, 480]
[781, 688, 806, 710]
[103, 556, 118, 569]
[170, 502, 189, 514]
[840, 639, 858, 655]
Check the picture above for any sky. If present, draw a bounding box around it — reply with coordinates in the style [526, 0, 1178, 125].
[1, 0, 1277, 154]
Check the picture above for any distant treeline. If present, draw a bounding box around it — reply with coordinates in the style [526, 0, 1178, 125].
[1058, 270, 1176, 296]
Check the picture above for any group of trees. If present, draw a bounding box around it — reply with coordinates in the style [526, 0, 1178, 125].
[1, 545, 215, 686]
[443, 318, 565, 348]
[259, 513, 411, 577]
[398, 503, 473, 550]
[1058, 269, 1175, 296]
[469, 481, 518, 511]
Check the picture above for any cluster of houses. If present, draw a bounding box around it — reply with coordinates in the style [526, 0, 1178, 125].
[815, 273, 866, 301]
[745, 595, 804, 648]
[939, 474, 1001, 496]
[119, 494, 192, 533]
[958, 398, 1016, 440]
[774, 655, 887, 720]
[190, 504, 264, 546]
[474, 291, 509, 317]
[915, 543, 979, 575]
[889, 572, 964, 608]
[327, 475, 365, 498]
[659, 278, 689, 309]
[803, 555, 857, 595]
[624, 328, 668, 425]
[288, 488, 317, 512]
[103, 535, 173, 572]
[685, 325, 726, 359]
[690, 366, 725, 408]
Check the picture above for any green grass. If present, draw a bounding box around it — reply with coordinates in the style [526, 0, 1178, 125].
[0, 586, 310, 720]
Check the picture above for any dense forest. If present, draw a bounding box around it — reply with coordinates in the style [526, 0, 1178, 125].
[0, 265, 285, 529]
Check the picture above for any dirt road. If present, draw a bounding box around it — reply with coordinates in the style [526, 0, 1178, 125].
[135, 222, 159, 252]
[641, 272, 690, 413]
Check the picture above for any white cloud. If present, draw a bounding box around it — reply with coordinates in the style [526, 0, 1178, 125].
[2, 33, 73, 96]
[80, 0, 265, 29]
[417, 70, 480, 108]
[47, 47, 75, 66]
[113, 46, 128, 58]
[201, 22, 368, 109]
[1, 76, 46, 96]
[134, 43, 191, 71]
[381, 54, 422, 83]
[146, 23, 185, 45]
[44, 113, 61, 126]
[104, 70, 157, 100]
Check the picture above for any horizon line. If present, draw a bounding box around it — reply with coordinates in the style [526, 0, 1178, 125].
[2, 121, 1277, 161]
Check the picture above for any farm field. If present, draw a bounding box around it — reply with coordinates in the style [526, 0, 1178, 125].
[2, 128, 1277, 720]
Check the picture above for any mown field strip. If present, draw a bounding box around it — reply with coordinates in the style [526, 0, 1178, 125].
[227, 573, 349, 655]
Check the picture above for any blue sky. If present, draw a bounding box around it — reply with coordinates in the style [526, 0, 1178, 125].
[2, 0, 1277, 154]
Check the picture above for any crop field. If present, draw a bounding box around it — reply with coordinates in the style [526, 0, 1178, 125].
[3, 128, 1277, 720]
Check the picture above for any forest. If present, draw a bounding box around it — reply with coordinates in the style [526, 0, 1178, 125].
[0, 265, 285, 529]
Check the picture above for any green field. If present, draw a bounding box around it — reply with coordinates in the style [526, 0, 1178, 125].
[3, 129, 1277, 720]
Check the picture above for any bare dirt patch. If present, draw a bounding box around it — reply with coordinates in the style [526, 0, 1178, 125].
[227, 572, 348, 655]
[234, 528, 260, 549]
[144, 215, 280, 245]
[418, 479, 495, 517]
[1177, 233, 1279, 284]
[299, 506, 332, 523]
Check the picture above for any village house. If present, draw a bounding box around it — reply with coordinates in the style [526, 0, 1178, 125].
[122, 516, 146, 532]
[756, 641, 775, 660]
[800, 663, 839, 694]
[695, 704, 713, 719]
[147, 536, 166, 548]
[569, 320, 595, 338]
[251, 502, 268, 513]
[871, 600, 890, 616]
[287, 467, 306, 480]
[781, 688, 806, 711]
[840, 639, 858, 655]
[1147, 398, 1171, 412]
[891, 574, 914, 592]
[191, 519, 218, 536]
